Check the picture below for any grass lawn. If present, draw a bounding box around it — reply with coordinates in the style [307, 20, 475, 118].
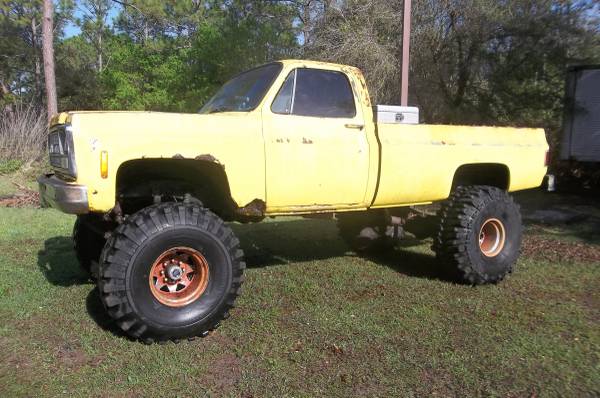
[0, 185, 598, 396]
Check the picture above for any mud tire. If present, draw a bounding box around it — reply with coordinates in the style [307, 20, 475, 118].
[98, 203, 245, 343]
[432, 185, 522, 285]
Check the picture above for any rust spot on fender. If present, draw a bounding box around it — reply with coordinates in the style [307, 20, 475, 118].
[302, 137, 313, 144]
[195, 154, 225, 169]
[195, 154, 219, 163]
[236, 199, 266, 218]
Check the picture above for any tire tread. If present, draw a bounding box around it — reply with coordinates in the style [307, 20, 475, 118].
[431, 185, 521, 285]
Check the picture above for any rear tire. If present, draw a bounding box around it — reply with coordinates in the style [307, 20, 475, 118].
[98, 203, 245, 343]
[432, 185, 522, 285]
[73, 215, 106, 279]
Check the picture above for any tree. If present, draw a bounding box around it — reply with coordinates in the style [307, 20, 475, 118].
[96, 0, 298, 112]
[41, 0, 56, 117]
[78, 0, 111, 72]
[307, 0, 600, 131]
[0, 0, 43, 109]
[308, 0, 404, 103]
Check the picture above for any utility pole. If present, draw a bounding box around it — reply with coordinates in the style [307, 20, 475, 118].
[401, 0, 411, 106]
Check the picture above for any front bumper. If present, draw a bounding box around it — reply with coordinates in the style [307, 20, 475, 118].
[37, 174, 89, 214]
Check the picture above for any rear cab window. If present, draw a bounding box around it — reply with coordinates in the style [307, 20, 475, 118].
[271, 68, 357, 118]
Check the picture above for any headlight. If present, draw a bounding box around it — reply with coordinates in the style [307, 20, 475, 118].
[48, 124, 77, 180]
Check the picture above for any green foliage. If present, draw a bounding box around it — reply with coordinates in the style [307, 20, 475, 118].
[99, 36, 185, 110]
[0, 0, 74, 108]
[1, 0, 299, 113]
[92, 0, 299, 112]
[0, 0, 43, 106]
[56, 35, 103, 109]
[0, 158, 23, 174]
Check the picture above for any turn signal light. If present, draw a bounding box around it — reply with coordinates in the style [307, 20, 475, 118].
[100, 151, 108, 178]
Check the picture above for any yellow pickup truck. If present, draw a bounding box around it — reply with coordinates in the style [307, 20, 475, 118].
[38, 59, 549, 343]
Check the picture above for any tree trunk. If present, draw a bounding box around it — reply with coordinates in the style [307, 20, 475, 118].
[42, 0, 57, 119]
[0, 80, 14, 116]
[31, 16, 43, 107]
[98, 32, 103, 72]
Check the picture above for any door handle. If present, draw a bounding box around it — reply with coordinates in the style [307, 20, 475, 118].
[345, 123, 364, 130]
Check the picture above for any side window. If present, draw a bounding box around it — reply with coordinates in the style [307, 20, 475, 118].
[271, 71, 295, 114]
[294, 69, 356, 118]
[271, 68, 357, 118]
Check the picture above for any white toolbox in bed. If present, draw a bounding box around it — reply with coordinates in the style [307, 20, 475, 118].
[374, 105, 419, 124]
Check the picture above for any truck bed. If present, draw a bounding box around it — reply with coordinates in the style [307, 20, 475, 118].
[371, 124, 549, 207]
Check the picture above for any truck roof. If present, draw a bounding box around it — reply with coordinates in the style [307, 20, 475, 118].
[278, 59, 360, 71]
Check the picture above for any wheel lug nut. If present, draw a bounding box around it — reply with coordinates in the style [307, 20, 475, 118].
[163, 278, 168, 282]
[160, 271, 164, 275]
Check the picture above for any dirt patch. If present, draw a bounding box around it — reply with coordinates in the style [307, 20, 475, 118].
[347, 283, 392, 302]
[2, 336, 33, 373]
[199, 353, 242, 392]
[55, 342, 88, 368]
[0, 182, 39, 208]
[521, 235, 600, 264]
[577, 286, 600, 323]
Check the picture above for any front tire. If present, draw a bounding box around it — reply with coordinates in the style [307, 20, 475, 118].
[98, 203, 245, 343]
[432, 185, 522, 285]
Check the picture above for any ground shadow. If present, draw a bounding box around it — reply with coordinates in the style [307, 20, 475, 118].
[231, 219, 457, 282]
[230, 218, 348, 267]
[37, 236, 91, 287]
[85, 288, 131, 340]
[37, 236, 128, 339]
[365, 243, 460, 283]
[37, 219, 455, 286]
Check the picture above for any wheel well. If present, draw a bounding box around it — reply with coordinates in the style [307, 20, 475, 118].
[452, 163, 510, 190]
[116, 158, 237, 219]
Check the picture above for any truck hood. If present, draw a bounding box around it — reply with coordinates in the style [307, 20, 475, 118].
[60, 110, 258, 150]
[51, 110, 221, 131]
[59, 110, 262, 171]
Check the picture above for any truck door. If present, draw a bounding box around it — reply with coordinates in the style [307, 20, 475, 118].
[262, 67, 370, 212]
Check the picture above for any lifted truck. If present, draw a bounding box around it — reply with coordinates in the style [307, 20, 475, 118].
[38, 60, 549, 343]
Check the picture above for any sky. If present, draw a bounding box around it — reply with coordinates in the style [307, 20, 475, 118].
[63, 4, 119, 38]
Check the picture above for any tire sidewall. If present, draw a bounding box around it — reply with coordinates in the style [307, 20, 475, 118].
[126, 225, 233, 337]
[467, 198, 522, 278]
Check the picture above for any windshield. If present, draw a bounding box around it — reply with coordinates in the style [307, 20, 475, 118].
[199, 63, 283, 114]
